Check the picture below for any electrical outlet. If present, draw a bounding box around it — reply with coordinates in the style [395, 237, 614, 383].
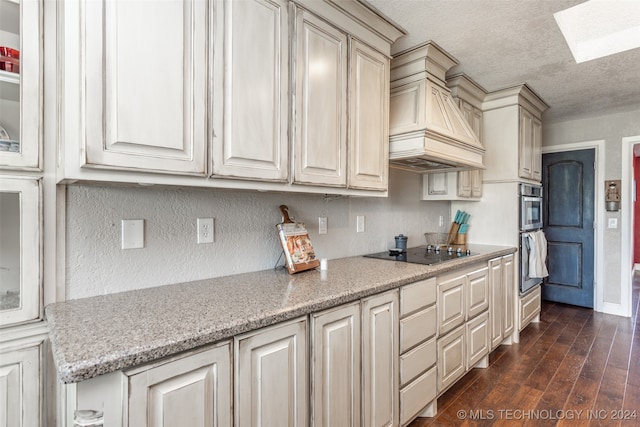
[197, 218, 215, 244]
[608, 218, 618, 229]
[121, 219, 144, 249]
[356, 215, 365, 233]
[318, 217, 328, 235]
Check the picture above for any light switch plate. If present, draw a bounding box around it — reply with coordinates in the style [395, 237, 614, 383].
[122, 219, 144, 249]
[356, 215, 365, 233]
[318, 217, 328, 235]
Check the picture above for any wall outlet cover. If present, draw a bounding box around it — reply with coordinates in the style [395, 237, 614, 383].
[122, 219, 144, 249]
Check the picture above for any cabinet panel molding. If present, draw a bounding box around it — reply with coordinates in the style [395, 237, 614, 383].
[83, 0, 208, 175]
[211, 0, 289, 181]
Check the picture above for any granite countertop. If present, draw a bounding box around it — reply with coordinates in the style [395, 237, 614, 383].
[46, 244, 515, 384]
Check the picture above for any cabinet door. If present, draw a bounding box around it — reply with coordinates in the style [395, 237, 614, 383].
[235, 317, 307, 427]
[466, 266, 489, 320]
[503, 254, 515, 337]
[128, 343, 232, 427]
[437, 274, 465, 335]
[488, 258, 503, 349]
[0, 178, 40, 326]
[311, 303, 360, 427]
[470, 169, 483, 198]
[293, 9, 347, 187]
[83, 0, 207, 175]
[518, 107, 533, 179]
[211, 0, 289, 181]
[0, 343, 40, 427]
[362, 290, 399, 427]
[437, 325, 465, 393]
[531, 117, 542, 181]
[0, 0, 42, 171]
[456, 171, 472, 197]
[466, 312, 489, 369]
[348, 40, 389, 191]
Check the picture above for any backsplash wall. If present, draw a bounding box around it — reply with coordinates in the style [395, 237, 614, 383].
[65, 168, 449, 299]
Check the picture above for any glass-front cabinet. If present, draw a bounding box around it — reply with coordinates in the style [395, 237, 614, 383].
[0, 0, 42, 171]
[0, 0, 43, 327]
[0, 177, 40, 326]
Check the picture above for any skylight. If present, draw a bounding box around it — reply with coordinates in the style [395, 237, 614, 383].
[554, 0, 640, 63]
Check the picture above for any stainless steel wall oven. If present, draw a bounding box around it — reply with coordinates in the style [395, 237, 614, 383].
[519, 183, 544, 294]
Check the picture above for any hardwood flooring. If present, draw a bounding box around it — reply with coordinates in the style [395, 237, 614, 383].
[409, 273, 640, 427]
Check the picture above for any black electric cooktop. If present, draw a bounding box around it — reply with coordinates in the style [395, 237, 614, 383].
[364, 245, 473, 265]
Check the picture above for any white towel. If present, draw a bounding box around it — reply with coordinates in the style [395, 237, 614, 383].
[527, 230, 549, 278]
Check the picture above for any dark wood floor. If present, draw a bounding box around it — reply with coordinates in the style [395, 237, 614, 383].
[410, 272, 640, 427]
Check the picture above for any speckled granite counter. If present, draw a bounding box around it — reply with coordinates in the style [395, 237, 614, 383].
[46, 244, 515, 384]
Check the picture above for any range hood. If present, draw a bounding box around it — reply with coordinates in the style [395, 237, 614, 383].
[388, 41, 485, 173]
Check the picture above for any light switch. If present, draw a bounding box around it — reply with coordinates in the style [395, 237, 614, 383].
[122, 219, 144, 249]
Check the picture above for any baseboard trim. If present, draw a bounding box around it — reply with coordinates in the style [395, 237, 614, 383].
[599, 301, 627, 317]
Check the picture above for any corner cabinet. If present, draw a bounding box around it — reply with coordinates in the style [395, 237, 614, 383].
[58, 0, 403, 195]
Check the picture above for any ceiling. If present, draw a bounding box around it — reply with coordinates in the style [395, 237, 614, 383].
[366, 0, 640, 125]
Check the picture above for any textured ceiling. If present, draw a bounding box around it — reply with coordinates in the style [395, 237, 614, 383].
[366, 0, 640, 124]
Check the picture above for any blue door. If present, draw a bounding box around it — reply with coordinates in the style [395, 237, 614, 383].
[542, 149, 595, 308]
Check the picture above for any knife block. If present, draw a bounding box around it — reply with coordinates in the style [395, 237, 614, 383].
[453, 233, 467, 245]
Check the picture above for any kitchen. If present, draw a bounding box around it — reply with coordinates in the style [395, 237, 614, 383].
[1, 0, 639, 426]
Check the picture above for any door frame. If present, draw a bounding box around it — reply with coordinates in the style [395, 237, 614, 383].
[621, 135, 640, 317]
[542, 140, 604, 313]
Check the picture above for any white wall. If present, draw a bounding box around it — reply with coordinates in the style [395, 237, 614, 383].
[543, 107, 640, 307]
[65, 168, 449, 299]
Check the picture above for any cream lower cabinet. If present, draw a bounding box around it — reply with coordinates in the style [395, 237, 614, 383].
[518, 286, 542, 333]
[489, 254, 515, 350]
[310, 302, 361, 427]
[436, 263, 490, 395]
[235, 317, 308, 427]
[0, 327, 45, 427]
[127, 342, 232, 427]
[362, 290, 399, 427]
[398, 278, 437, 425]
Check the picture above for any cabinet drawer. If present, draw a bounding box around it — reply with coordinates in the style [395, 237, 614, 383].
[400, 278, 436, 316]
[400, 305, 436, 353]
[400, 337, 436, 387]
[400, 366, 437, 426]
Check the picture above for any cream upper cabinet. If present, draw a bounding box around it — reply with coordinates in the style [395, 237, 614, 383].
[482, 85, 548, 183]
[293, 9, 347, 187]
[362, 290, 399, 427]
[0, 0, 42, 171]
[235, 317, 307, 427]
[0, 178, 40, 326]
[128, 342, 232, 427]
[348, 40, 390, 191]
[211, 0, 289, 181]
[79, 0, 208, 175]
[310, 302, 361, 427]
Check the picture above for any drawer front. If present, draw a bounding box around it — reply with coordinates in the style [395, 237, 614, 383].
[437, 276, 465, 336]
[400, 305, 437, 353]
[400, 337, 436, 387]
[400, 366, 437, 426]
[400, 278, 436, 316]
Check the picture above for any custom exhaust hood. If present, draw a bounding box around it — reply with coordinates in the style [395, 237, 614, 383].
[388, 41, 485, 173]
